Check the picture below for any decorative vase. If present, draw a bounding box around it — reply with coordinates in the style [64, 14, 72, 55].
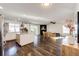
[68, 34, 75, 45]
[65, 19, 75, 45]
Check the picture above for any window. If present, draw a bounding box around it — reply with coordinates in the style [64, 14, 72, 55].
[74, 25, 77, 35]
[14, 24, 20, 32]
[63, 24, 77, 35]
[63, 25, 70, 34]
[9, 23, 15, 32]
[9, 23, 20, 32]
[30, 25, 39, 35]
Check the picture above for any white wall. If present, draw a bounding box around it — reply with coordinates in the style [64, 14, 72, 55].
[4, 23, 31, 41]
[47, 23, 63, 34]
[5, 32, 16, 41]
[73, 4, 77, 24]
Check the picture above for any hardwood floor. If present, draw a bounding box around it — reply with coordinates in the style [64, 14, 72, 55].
[4, 37, 61, 56]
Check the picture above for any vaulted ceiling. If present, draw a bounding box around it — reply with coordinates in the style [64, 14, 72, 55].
[0, 3, 77, 24]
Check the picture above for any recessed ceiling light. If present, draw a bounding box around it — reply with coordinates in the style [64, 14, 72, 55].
[42, 3, 51, 7]
[43, 3, 50, 6]
[23, 14, 27, 17]
[0, 6, 3, 9]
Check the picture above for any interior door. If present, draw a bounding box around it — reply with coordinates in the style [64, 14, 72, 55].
[40, 25, 47, 35]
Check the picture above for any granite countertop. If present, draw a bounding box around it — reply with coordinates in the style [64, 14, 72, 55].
[62, 36, 79, 49]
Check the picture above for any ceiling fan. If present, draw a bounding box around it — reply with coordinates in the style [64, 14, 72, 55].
[50, 21, 56, 24]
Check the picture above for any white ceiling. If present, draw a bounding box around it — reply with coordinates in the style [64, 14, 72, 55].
[0, 3, 77, 24]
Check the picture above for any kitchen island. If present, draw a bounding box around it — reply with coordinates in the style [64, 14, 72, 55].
[16, 33, 34, 46]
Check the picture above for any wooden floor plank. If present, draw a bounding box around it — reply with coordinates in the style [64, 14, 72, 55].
[4, 40, 59, 56]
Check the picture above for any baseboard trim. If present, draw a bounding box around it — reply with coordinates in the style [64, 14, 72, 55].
[6, 39, 16, 42]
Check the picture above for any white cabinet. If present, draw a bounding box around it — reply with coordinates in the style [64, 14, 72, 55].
[16, 33, 34, 46]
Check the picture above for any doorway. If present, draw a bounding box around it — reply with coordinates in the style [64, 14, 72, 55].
[30, 24, 39, 35]
[30, 24, 40, 46]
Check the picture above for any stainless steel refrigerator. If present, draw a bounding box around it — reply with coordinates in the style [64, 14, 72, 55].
[0, 30, 2, 56]
[0, 15, 3, 56]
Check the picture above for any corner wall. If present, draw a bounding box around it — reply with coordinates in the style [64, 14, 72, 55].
[47, 23, 63, 34]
